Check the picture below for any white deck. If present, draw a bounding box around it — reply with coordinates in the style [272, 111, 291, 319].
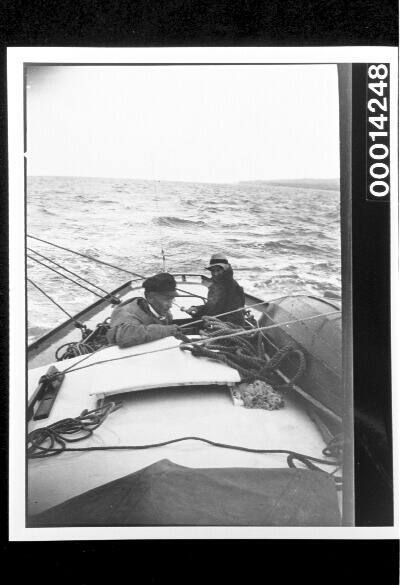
[28, 280, 340, 518]
[28, 336, 332, 515]
[28, 336, 241, 405]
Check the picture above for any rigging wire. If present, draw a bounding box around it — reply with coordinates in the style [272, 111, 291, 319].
[48, 310, 341, 379]
[27, 234, 145, 279]
[178, 297, 338, 329]
[154, 179, 167, 272]
[178, 292, 340, 329]
[28, 279, 77, 323]
[178, 296, 342, 366]
[28, 247, 120, 302]
[178, 299, 270, 328]
[180, 310, 340, 348]
[27, 233, 205, 299]
[27, 236, 342, 370]
[26, 236, 343, 309]
[43, 295, 303, 376]
[27, 253, 108, 300]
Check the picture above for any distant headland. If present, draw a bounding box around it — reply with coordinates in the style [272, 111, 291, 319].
[238, 178, 340, 191]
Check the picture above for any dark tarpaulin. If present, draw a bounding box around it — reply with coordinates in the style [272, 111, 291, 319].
[29, 459, 341, 527]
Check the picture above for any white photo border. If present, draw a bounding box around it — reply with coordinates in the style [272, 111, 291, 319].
[8, 46, 399, 541]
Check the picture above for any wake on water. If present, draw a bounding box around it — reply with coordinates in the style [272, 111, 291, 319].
[27, 176, 341, 343]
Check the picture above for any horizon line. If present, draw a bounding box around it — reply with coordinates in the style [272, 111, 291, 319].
[27, 174, 340, 186]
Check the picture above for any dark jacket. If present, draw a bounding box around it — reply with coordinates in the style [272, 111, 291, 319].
[195, 266, 245, 326]
[106, 297, 177, 348]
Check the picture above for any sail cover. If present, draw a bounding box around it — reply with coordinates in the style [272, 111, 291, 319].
[29, 459, 341, 526]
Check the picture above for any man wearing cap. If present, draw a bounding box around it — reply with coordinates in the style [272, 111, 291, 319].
[187, 254, 245, 326]
[106, 272, 180, 348]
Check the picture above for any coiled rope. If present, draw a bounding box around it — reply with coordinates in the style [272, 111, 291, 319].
[39, 309, 340, 383]
[55, 319, 111, 361]
[27, 407, 342, 488]
[181, 310, 340, 349]
[28, 277, 112, 360]
[182, 316, 306, 388]
[28, 401, 122, 459]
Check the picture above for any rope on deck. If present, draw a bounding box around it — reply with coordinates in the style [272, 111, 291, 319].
[28, 410, 343, 489]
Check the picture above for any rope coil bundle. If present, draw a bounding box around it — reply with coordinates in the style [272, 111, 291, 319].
[56, 320, 111, 361]
[28, 401, 122, 458]
[181, 316, 306, 391]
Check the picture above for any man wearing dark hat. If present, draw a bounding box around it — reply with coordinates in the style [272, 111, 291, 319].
[107, 272, 180, 348]
[187, 254, 245, 326]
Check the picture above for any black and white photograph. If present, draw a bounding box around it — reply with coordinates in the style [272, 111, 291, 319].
[7, 47, 398, 539]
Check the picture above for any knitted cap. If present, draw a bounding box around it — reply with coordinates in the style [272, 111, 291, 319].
[142, 273, 178, 296]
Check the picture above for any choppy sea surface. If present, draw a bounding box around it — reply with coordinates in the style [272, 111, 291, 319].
[27, 176, 341, 343]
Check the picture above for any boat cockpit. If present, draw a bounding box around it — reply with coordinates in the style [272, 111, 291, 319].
[27, 274, 343, 525]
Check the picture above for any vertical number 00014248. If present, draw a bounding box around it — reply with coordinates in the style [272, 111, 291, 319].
[367, 64, 390, 201]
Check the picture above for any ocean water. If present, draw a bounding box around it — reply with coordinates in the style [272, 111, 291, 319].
[27, 176, 341, 343]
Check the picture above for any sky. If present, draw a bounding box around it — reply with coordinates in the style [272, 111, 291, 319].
[26, 64, 340, 183]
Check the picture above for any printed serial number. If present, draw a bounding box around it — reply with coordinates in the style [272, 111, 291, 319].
[367, 64, 390, 200]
